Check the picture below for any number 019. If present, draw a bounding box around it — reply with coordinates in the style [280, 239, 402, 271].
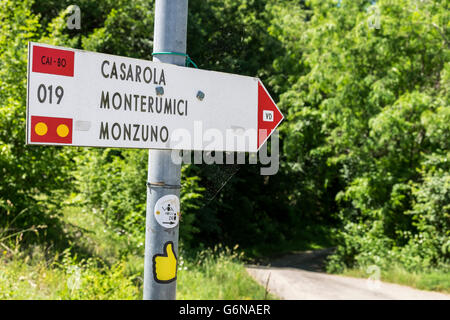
[37, 84, 64, 104]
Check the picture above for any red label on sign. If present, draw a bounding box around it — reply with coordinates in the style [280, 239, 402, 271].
[257, 81, 283, 149]
[32, 46, 74, 77]
[30, 116, 73, 144]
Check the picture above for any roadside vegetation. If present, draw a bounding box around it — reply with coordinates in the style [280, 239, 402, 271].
[0, 0, 448, 299]
[0, 205, 274, 299]
[341, 267, 450, 294]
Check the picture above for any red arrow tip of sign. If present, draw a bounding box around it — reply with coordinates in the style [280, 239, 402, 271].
[257, 81, 284, 150]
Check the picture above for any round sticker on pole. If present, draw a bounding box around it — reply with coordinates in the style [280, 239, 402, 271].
[154, 194, 180, 228]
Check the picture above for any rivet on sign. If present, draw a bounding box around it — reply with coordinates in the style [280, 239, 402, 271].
[155, 86, 164, 96]
[196, 90, 205, 101]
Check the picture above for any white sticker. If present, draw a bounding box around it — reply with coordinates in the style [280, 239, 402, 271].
[154, 194, 180, 228]
[263, 110, 274, 122]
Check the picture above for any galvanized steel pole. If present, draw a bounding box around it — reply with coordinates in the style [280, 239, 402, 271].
[143, 0, 188, 300]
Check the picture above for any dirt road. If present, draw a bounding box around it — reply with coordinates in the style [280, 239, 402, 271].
[246, 249, 450, 300]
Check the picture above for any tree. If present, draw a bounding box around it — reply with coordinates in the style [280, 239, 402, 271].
[272, 0, 449, 270]
[0, 0, 76, 245]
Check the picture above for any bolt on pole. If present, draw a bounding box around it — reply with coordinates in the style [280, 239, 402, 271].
[143, 0, 188, 300]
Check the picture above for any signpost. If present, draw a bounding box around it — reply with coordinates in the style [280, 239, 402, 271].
[26, 42, 283, 152]
[26, 0, 283, 300]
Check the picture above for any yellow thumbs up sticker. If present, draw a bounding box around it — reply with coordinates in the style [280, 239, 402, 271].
[153, 241, 177, 283]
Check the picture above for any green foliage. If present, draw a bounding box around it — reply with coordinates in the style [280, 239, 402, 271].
[341, 264, 450, 293]
[74, 149, 205, 250]
[81, 0, 154, 58]
[74, 149, 148, 250]
[177, 244, 276, 300]
[404, 153, 450, 270]
[0, 248, 139, 300]
[0, 245, 273, 300]
[0, 221, 271, 300]
[273, 0, 449, 272]
[0, 0, 76, 246]
[56, 249, 139, 300]
[67, 0, 302, 252]
[1, 0, 449, 296]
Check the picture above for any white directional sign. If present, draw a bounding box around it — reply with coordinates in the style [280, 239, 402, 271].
[26, 42, 283, 152]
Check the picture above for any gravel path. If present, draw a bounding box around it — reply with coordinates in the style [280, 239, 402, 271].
[246, 249, 450, 300]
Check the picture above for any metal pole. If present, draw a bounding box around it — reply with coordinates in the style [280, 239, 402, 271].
[143, 0, 188, 300]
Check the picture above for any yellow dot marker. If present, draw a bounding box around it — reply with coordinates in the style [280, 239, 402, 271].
[156, 211, 160, 215]
[57, 124, 69, 137]
[34, 122, 48, 136]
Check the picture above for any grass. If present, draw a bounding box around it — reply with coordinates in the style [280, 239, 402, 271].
[0, 204, 276, 300]
[177, 246, 276, 300]
[341, 266, 450, 294]
[0, 252, 139, 299]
